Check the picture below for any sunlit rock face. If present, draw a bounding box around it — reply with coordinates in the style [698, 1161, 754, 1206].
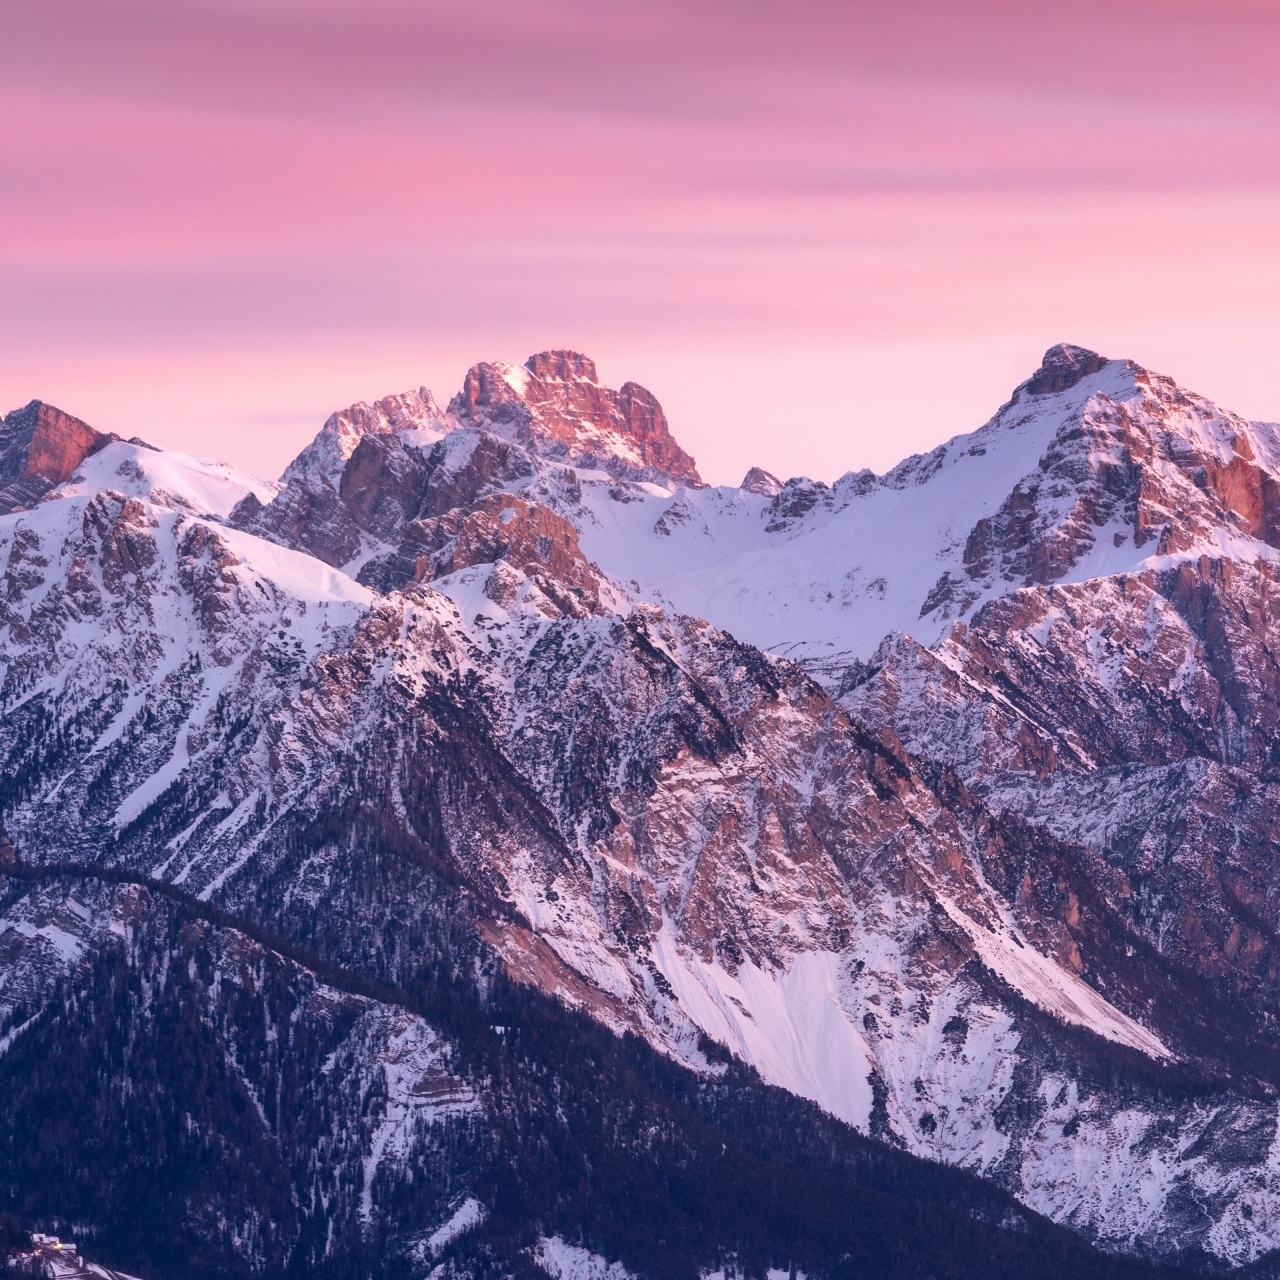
[450, 350, 703, 488]
[0, 400, 116, 514]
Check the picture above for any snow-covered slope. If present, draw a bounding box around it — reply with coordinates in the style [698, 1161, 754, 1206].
[55, 439, 281, 519]
[563, 344, 1280, 678]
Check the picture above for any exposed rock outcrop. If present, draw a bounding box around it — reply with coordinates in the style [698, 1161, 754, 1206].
[1025, 342, 1111, 396]
[0, 400, 115, 514]
[450, 351, 702, 488]
[740, 466, 783, 496]
[282, 386, 448, 488]
[359, 492, 603, 615]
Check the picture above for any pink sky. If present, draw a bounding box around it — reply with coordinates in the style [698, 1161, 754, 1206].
[5, 0, 1280, 484]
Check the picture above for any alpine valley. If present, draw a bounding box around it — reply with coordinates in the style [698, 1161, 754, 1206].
[5, 345, 1280, 1280]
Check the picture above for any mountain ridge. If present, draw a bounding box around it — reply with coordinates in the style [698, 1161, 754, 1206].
[5, 344, 1280, 1275]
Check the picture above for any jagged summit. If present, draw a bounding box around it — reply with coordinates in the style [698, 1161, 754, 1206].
[0, 399, 115, 515]
[449, 351, 702, 488]
[232, 351, 702, 573]
[740, 466, 783, 496]
[277, 351, 700, 498]
[1025, 342, 1110, 396]
[282, 386, 449, 488]
[524, 350, 599, 383]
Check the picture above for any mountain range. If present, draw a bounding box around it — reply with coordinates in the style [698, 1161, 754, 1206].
[4, 344, 1280, 1279]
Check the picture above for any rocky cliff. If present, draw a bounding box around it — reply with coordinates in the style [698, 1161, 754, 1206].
[0, 401, 116, 515]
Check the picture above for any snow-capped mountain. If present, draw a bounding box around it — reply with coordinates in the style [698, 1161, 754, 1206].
[560, 342, 1280, 681]
[4, 347, 1280, 1279]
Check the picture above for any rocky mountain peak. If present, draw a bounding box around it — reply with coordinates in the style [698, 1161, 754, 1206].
[0, 399, 116, 515]
[525, 350, 598, 383]
[1025, 343, 1111, 396]
[282, 386, 448, 488]
[903, 347, 1280, 622]
[740, 466, 783, 496]
[449, 353, 702, 489]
